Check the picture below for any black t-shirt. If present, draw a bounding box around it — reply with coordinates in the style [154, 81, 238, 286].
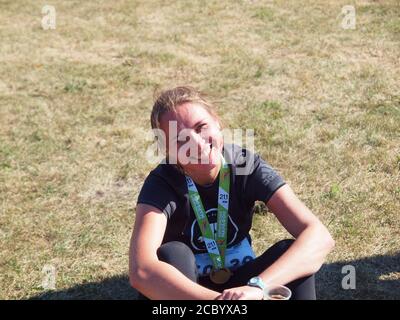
[137, 144, 286, 254]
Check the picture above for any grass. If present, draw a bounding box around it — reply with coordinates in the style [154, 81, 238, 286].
[0, 0, 399, 299]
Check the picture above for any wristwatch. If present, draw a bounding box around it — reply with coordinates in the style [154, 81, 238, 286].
[247, 276, 266, 292]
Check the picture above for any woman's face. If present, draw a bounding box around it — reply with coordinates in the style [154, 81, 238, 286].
[159, 102, 223, 174]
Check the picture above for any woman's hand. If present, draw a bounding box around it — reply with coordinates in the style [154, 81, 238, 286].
[215, 285, 264, 300]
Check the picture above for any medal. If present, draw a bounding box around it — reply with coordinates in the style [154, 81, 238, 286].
[210, 268, 232, 284]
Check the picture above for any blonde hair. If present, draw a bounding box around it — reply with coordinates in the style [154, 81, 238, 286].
[151, 86, 220, 129]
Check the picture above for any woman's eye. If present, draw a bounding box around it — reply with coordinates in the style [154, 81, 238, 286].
[196, 124, 207, 132]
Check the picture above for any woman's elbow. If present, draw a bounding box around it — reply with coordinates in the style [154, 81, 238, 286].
[308, 227, 335, 274]
[129, 270, 140, 289]
[129, 256, 160, 290]
[312, 223, 335, 253]
[129, 261, 148, 289]
[129, 264, 140, 289]
[323, 229, 335, 253]
[310, 238, 334, 274]
[315, 231, 335, 270]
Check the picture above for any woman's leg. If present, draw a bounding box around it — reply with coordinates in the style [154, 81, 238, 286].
[209, 239, 316, 300]
[137, 239, 316, 300]
[136, 241, 198, 300]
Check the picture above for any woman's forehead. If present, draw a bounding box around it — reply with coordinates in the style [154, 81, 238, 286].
[161, 103, 212, 128]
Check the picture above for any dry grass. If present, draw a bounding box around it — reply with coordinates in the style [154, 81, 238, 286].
[0, 0, 399, 299]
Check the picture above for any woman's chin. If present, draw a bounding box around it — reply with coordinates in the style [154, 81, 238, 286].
[184, 158, 218, 174]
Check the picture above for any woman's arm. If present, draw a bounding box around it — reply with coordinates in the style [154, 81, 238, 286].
[129, 203, 220, 300]
[257, 184, 335, 286]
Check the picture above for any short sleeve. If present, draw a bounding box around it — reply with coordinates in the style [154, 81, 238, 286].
[137, 173, 178, 219]
[244, 154, 286, 204]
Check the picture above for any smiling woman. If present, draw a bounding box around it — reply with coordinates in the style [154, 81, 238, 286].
[129, 86, 335, 300]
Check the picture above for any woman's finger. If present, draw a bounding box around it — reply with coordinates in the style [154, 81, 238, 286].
[232, 292, 245, 300]
[222, 290, 234, 300]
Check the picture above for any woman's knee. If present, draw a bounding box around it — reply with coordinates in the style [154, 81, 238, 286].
[287, 273, 316, 300]
[157, 241, 198, 282]
[157, 241, 195, 264]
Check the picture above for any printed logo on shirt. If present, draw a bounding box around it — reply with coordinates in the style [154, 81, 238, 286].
[190, 208, 239, 251]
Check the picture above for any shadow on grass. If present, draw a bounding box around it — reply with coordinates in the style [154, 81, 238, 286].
[316, 251, 400, 300]
[29, 275, 138, 300]
[29, 252, 399, 300]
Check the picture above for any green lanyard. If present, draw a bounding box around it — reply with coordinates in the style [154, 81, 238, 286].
[185, 156, 230, 269]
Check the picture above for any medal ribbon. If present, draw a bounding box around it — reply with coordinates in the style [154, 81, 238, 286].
[186, 155, 230, 269]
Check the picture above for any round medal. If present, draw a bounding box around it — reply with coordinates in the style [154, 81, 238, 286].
[209, 268, 232, 284]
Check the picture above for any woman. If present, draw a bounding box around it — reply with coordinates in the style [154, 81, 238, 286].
[129, 86, 334, 300]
